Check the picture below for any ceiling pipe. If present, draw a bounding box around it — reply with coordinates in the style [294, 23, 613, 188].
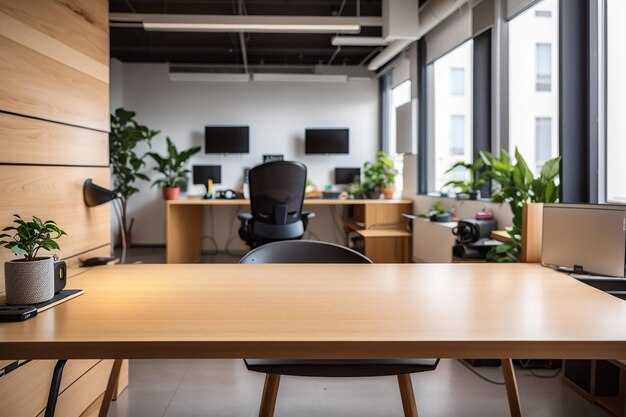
[418, 0, 470, 38]
[366, 0, 470, 71]
[366, 40, 412, 71]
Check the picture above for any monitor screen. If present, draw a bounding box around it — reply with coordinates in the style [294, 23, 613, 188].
[335, 167, 361, 185]
[205, 126, 249, 154]
[305, 129, 349, 154]
[542, 204, 626, 277]
[193, 165, 222, 185]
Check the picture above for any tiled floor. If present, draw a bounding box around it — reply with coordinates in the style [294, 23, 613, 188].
[108, 248, 611, 417]
[108, 359, 610, 417]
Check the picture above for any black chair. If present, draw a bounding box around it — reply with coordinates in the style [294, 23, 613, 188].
[239, 240, 439, 417]
[238, 161, 315, 248]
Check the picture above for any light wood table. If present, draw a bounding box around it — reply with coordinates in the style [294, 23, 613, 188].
[1, 263, 626, 417]
[166, 198, 413, 263]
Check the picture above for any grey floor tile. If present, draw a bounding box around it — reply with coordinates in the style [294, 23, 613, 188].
[108, 359, 612, 417]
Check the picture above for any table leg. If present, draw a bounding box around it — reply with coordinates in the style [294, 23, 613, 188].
[501, 358, 522, 417]
[44, 359, 67, 417]
[98, 359, 124, 417]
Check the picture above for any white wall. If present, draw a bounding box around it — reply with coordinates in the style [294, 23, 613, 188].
[112, 63, 379, 246]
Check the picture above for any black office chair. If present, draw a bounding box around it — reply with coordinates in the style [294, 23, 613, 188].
[239, 240, 439, 417]
[238, 161, 315, 248]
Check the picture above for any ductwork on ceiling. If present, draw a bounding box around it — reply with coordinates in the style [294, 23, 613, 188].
[366, 0, 470, 71]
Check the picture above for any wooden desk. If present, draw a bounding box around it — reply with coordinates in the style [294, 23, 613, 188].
[166, 199, 413, 263]
[2, 263, 625, 417]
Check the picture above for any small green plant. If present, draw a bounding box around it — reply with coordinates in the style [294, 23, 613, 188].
[0, 215, 66, 261]
[348, 178, 364, 198]
[147, 137, 201, 188]
[363, 151, 397, 189]
[433, 202, 447, 214]
[109, 108, 160, 236]
[442, 159, 488, 197]
[480, 148, 561, 262]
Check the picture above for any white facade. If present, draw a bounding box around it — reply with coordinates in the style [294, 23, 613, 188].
[509, 0, 560, 175]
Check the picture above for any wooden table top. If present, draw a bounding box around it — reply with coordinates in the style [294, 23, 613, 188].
[168, 198, 413, 206]
[1, 263, 625, 360]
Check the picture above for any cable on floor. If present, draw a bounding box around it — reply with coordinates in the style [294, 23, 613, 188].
[457, 360, 506, 385]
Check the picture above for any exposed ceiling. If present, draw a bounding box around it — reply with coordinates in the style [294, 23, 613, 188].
[109, 0, 392, 69]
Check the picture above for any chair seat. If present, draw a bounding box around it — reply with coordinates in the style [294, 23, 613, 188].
[244, 358, 439, 377]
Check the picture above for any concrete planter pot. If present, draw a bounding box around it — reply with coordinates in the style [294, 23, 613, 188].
[4, 257, 55, 305]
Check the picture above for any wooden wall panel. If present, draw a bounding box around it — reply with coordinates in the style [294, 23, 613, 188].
[0, 0, 116, 413]
[0, 113, 108, 166]
[0, 166, 111, 290]
[35, 360, 114, 417]
[0, 36, 109, 131]
[0, 0, 109, 67]
[0, 360, 100, 417]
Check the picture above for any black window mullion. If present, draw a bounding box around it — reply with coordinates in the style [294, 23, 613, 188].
[473, 29, 492, 199]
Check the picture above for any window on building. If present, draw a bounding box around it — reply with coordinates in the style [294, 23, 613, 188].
[606, 0, 626, 203]
[509, 0, 559, 176]
[449, 115, 465, 155]
[450, 67, 465, 95]
[430, 40, 473, 193]
[535, 117, 552, 171]
[536, 43, 552, 91]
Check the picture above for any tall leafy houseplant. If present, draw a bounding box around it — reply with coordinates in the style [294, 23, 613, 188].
[442, 159, 488, 199]
[363, 152, 398, 199]
[480, 148, 561, 262]
[147, 137, 201, 200]
[109, 108, 159, 241]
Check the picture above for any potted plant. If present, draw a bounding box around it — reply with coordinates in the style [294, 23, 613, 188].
[348, 178, 365, 199]
[147, 137, 201, 200]
[442, 159, 488, 200]
[110, 108, 159, 244]
[363, 151, 398, 199]
[480, 148, 561, 262]
[0, 215, 66, 304]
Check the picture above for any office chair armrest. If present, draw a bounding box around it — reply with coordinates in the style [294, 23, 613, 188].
[238, 213, 253, 221]
[301, 211, 315, 230]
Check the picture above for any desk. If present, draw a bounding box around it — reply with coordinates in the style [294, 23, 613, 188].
[166, 199, 413, 263]
[2, 263, 625, 417]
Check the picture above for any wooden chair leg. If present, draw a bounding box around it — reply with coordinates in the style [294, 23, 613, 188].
[397, 374, 419, 417]
[258, 374, 281, 417]
[501, 358, 522, 417]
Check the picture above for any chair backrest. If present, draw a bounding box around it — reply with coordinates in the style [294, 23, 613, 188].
[239, 240, 372, 264]
[249, 161, 306, 227]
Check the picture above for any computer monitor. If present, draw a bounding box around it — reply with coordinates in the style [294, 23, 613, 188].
[205, 126, 249, 154]
[335, 167, 360, 185]
[541, 204, 626, 277]
[305, 129, 349, 154]
[193, 165, 222, 186]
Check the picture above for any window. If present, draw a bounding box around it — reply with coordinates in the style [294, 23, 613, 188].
[535, 117, 552, 171]
[536, 43, 552, 91]
[430, 40, 473, 193]
[449, 115, 465, 155]
[509, 0, 559, 176]
[385, 79, 411, 195]
[606, 0, 626, 203]
[535, 10, 552, 18]
[450, 68, 465, 95]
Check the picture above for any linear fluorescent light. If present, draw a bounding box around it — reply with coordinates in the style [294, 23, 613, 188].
[144, 22, 360, 33]
[331, 36, 389, 46]
[252, 73, 347, 83]
[169, 73, 250, 82]
[109, 13, 382, 34]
